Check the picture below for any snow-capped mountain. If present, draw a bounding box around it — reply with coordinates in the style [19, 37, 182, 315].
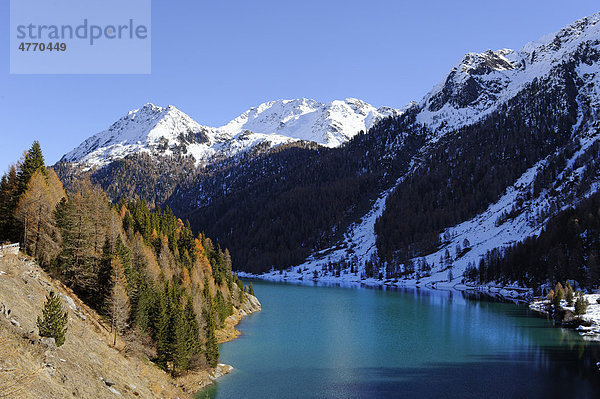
[219, 98, 403, 147]
[277, 12, 600, 287]
[417, 12, 600, 137]
[56, 12, 600, 290]
[60, 98, 404, 169]
[59, 104, 293, 169]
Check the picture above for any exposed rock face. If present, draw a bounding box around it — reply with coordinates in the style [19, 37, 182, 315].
[239, 293, 262, 316]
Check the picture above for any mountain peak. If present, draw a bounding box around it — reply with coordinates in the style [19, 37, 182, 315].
[220, 97, 403, 147]
[60, 104, 215, 168]
[60, 98, 405, 169]
[520, 12, 600, 64]
[417, 12, 600, 135]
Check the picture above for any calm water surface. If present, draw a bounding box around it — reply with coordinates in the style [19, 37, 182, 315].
[199, 281, 600, 398]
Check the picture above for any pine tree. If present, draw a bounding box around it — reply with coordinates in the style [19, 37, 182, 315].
[37, 291, 68, 347]
[565, 282, 574, 306]
[0, 165, 20, 241]
[202, 281, 219, 368]
[134, 282, 156, 334]
[174, 296, 200, 371]
[110, 257, 130, 346]
[248, 282, 254, 296]
[17, 141, 46, 197]
[552, 284, 564, 309]
[14, 169, 64, 265]
[155, 282, 175, 370]
[574, 292, 589, 315]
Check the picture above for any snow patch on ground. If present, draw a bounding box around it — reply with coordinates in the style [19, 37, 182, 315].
[530, 295, 600, 340]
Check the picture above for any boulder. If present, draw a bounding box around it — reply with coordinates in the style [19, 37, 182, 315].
[41, 337, 57, 351]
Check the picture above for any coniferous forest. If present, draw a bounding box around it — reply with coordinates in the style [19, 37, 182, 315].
[0, 141, 252, 374]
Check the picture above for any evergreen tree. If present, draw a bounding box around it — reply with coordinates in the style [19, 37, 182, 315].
[565, 282, 574, 306]
[552, 284, 564, 309]
[0, 165, 20, 241]
[174, 296, 200, 371]
[248, 282, 254, 296]
[202, 281, 219, 368]
[37, 291, 68, 347]
[14, 169, 64, 264]
[134, 282, 156, 334]
[155, 282, 176, 370]
[17, 141, 46, 196]
[574, 292, 589, 315]
[110, 257, 130, 346]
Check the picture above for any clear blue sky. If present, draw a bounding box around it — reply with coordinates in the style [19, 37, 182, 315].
[1, 1, 598, 168]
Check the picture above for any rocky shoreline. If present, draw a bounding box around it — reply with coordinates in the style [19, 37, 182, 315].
[177, 291, 261, 395]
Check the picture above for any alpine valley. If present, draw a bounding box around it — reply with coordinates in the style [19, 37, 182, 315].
[55, 12, 600, 297]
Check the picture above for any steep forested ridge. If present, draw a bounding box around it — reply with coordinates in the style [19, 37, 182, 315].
[167, 115, 427, 273]
[468, 189, 600, 289]
[376, 66, 580, 262]
[1, 142, 256, 374]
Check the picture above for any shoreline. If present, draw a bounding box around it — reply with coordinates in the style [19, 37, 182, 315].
[176, 292, 262, 395]
[529, 294, 600, 341]
[237, 270, 533, 303]
[241, 270, 600, 342]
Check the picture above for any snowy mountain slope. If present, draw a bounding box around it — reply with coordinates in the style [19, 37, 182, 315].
[219, 98, 404, 147]
[59, 103, 296, 169]
[60, 98, 404, 169]
[250, 127, 600, 292]
[243, 12, 600, 287]
[416, 12, 600, 138]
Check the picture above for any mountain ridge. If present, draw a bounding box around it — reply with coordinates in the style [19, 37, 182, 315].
[55, 12, 600, 285]
[60, 98, 405, 170]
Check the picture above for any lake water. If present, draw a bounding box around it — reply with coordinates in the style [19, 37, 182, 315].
[198, 280, 600, 398]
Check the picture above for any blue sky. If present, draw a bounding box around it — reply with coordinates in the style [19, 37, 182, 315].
[1, 1, 599, 167]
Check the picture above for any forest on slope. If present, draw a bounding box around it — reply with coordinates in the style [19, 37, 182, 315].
[55, 114, 427, 273]
[376, 66, 580, 264]
[0, 142, 257, 375]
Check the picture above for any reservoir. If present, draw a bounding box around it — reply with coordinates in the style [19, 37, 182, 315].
[200, 280, 600, 398]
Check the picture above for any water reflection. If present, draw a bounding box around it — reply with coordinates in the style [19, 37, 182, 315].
[198, 280, 600, 399]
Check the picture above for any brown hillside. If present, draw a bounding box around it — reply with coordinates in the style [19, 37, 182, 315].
[0, 253, 259, 399]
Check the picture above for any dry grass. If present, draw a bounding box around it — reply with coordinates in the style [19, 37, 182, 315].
[0, 254, 192, 398]
[0, 253, 261, 398]
[0, 336, 42, 398]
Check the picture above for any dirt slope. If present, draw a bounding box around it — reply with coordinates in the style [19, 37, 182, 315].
[0, 253, 259, 398]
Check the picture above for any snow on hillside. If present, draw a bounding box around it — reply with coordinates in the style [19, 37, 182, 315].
[242, 12, 600, 296]
[220, 98, 403, 147]
[60, 103, 296, 169]
[61, 98, 405, 169]
[417, 12, 600, 139]
[242, 131, 600, 297]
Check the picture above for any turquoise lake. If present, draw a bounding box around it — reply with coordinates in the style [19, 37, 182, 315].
[199, 280, 600, 398]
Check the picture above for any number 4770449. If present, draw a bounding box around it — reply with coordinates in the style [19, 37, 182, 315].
[18, 42, 67, 51]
